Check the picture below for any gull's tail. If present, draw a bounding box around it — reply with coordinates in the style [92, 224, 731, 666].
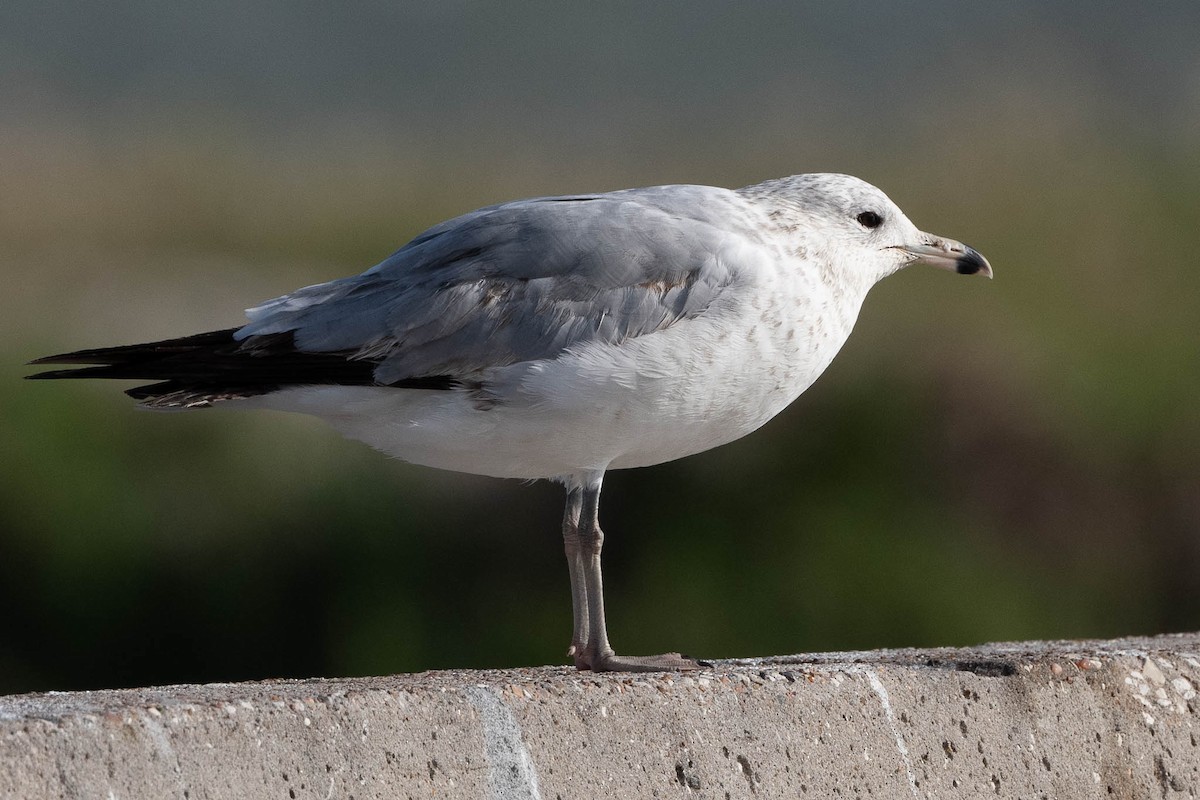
[27, 329, 451, 409]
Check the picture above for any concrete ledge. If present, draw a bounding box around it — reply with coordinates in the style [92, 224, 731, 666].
[2, 634, 1198, 799]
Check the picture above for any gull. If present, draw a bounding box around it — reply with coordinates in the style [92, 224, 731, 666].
[29, 173, 991, 672]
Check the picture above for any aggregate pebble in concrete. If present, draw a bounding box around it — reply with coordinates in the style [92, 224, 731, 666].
[1, 634, 1197, 799]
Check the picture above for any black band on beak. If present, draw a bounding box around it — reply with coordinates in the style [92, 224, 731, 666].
[955, 246, 989, 276]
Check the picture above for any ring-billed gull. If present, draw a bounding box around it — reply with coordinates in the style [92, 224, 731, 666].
[29, 173, 991, 672]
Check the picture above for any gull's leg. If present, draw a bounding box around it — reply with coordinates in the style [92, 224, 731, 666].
[561, 485, 591, 667]
[571, 471, 703, 673]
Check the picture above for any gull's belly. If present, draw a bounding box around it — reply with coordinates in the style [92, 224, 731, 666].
[533, 343, 815, 472]
[534, 276, 855, 471]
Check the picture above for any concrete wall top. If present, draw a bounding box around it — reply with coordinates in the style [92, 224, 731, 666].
[3, 633, 1198, 799]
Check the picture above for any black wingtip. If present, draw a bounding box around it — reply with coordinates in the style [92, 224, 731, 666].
[25, 369, 73, 380]
[26, 353, 81, 367]
[26, 365, 134, 381]
[25, 328, 455, 404]
[28, 329, 243, 367]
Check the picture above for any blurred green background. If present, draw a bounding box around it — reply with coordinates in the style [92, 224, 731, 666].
[2, 2, 1198, 695]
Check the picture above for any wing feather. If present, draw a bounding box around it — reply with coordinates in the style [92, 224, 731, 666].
[236, 185, 753, 384]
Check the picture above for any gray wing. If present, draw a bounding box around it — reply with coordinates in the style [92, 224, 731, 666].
[236, 185, 751, 384]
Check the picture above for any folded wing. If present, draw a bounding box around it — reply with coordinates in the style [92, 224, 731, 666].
[30, 185, 751, 406]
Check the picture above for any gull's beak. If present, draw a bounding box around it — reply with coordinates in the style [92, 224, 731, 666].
[896, 234, 993, 279]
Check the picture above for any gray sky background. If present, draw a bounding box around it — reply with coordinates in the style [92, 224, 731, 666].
[4, 2, 1198, 179]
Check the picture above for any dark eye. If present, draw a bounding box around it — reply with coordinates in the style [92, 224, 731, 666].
[856, 211, 883, 229]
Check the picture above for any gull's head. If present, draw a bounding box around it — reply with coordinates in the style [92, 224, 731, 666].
[747, 173, 993, 284]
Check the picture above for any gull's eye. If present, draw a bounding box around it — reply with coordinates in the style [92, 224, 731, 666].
[856, 211, 883, 229]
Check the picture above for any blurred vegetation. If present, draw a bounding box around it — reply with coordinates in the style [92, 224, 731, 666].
[2, 2, 1198, 694]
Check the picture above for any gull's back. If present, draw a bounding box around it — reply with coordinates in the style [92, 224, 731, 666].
[236, 184, 767, 384]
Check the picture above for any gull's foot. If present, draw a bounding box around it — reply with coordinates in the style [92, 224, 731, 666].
[575, 649, 707, 672]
